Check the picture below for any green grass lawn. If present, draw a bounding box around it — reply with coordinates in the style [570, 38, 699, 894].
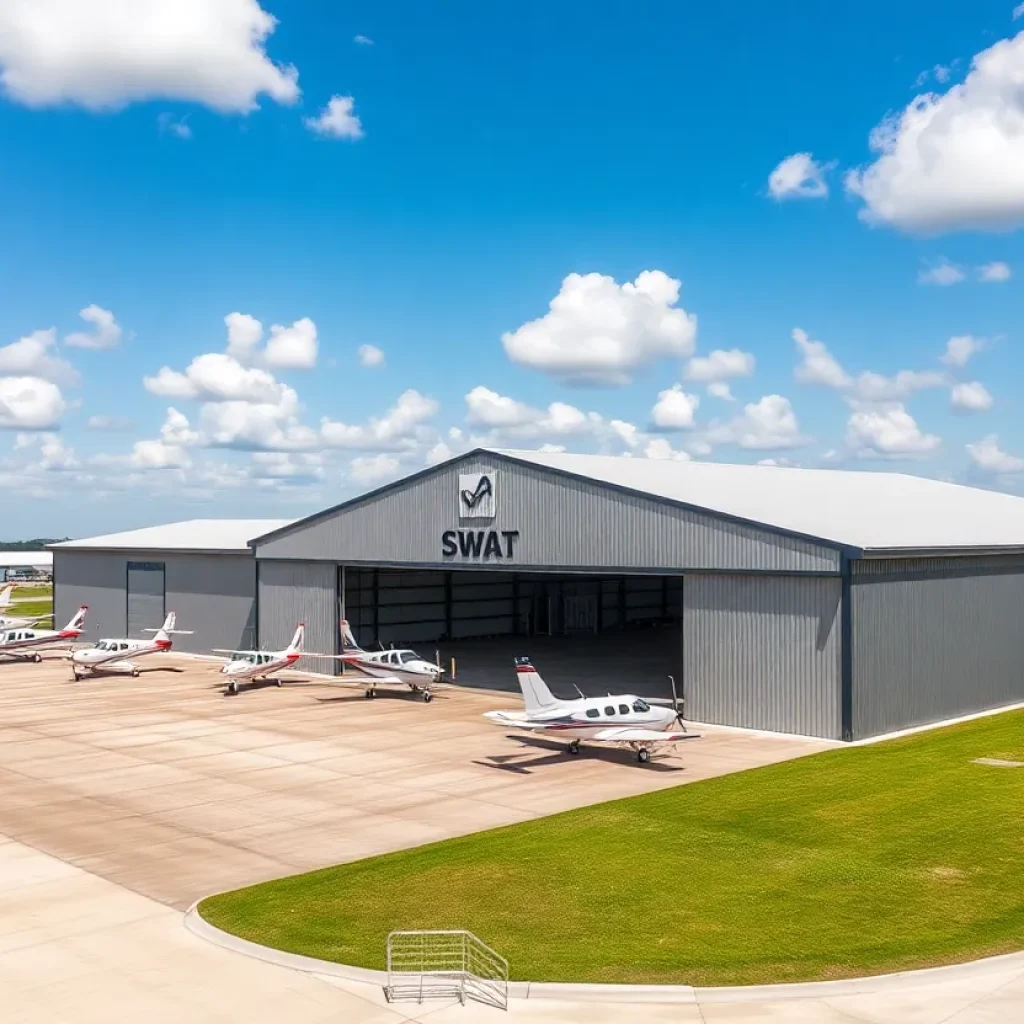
[4, 584, 53, 623]
[199, 711, 1024, 986]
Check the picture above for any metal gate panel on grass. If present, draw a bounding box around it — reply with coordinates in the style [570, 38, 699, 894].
[127, 561, 165, 637]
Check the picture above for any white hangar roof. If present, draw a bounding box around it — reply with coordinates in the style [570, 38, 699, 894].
[493, 449, 1024, 554]
[0, 551, 52, 568]
[50, 519, 293, 555]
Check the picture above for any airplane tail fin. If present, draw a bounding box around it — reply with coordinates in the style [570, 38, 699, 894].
[0, 584, 12, 610]
[286, 623, 305, 653]
[143, 611, 193, 648]
[339, 619, 363, 653]
[64, 606, 88, 633]
[514, 656, 561, 711]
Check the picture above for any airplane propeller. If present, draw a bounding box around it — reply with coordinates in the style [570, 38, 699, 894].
[668, 674, 686, 731]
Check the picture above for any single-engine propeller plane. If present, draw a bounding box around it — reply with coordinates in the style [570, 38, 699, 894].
[69, 612, 192, 680]
[484, 656, 698, 763]
[214, 623, 343, 694]
[0, 606, 88, 663]
[339, 619, 445, 702]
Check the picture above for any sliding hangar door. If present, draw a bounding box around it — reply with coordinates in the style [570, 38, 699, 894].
[253, 451, 843, 738]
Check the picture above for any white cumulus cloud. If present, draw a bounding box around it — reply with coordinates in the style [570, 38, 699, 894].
[321, 389, 439, 451]
[793, 328, 852, 390]
[967, 434, 1023, 473]
[941, 335, 984, 367]
[846, 31, 1024, 232]
[304, 95, 364, 139]
[950, 381, 994, 412]
[978, 260, 1012, 281]
[917, 260, 965, 286]
[846, 404, 941, 457]
[502, 270, 697, 385]
[349, 454, 400, 485]
[0, 0, 300, 113]
[684, 348, 755, 382]
[706, 381, 734, 401]
[0, 328, 78, 386]
[64, 305, 123, 349]
[651, 385, 700, 430]
[768, 153, 832, 200]
[358, 344, 385, 368]
[464, 386, 591, 440]
[0, 377, 66, 430]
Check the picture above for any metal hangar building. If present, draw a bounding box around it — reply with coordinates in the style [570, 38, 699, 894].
[53, 449, 1024, 741]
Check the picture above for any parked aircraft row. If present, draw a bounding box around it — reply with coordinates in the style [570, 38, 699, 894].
[0, 605, 699, 763]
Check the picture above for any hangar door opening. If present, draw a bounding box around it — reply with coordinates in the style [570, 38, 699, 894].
[127, 561, 165, 637]
[340, 567, 682, 699]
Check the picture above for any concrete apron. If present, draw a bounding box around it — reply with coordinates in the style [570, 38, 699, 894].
[184, 902, 1024, 1005]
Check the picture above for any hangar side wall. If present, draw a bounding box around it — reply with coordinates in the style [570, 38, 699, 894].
[257, 560, 336, 672]
[54, 550, 257, 655]
[851, 557, 1024, 738]
[255, 455, 840, 574]
[683, 574, 842, 739]
[54, 551, 126, 640]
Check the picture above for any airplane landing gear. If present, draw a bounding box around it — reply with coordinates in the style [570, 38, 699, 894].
[365, 688, 376, 698]
[33, 653, 42, 663]
[567, 740, 581, 756]
[131, 668, 140, 678]
[423, 690, 433, 703]
[275, 678, 283, 687]
[226, 680, 238, 695]
[637, 748, 651, 764]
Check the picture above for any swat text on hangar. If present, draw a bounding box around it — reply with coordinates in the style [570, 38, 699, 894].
[441, 530, 520, 559]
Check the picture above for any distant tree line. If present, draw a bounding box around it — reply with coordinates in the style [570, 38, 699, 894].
[0, 539, 68, 550]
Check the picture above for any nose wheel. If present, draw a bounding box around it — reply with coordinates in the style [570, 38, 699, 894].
[567, 740, 581, 756]
[423, 690, 433, 703]
[637, 748, 651, 764]
[226, 680, 238, 695]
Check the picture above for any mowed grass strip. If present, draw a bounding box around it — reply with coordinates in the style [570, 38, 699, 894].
[199, 711, 1024, 986]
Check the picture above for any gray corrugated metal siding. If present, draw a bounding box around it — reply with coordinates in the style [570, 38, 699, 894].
[258, 560, 337, 672]
[255, 455, 839, 574]
[851, 572, 1024, 738]
[55, 550, 257, 656]
[684, 574, 842, 739]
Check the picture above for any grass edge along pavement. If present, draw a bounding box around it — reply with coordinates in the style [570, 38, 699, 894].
[199, 710, 1024, 987]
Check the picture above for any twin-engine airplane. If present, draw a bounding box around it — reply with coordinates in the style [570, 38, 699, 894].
[0, 606, 88, 662]
[339, 619, 444, 702]
[0, 584, 53, 629]
[69, 612, 192, 680]
[484, 657, 698, 763]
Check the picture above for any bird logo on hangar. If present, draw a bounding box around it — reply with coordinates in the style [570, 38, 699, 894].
[443, 470, 519, 559]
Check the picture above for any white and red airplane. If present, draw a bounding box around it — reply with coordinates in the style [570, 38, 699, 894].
[214, 623, 343, 694]
[484, 657, 698, 763]
[339, 619, 444, 702]
[0, 606, 88, 663]
[69, 611, 192, 680]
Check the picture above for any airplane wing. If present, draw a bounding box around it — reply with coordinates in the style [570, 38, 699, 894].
[334, 673, 404, 685]
[483, 710, 551, 728]
[211, 648, 260, 655]
[591, 728, 698, 743]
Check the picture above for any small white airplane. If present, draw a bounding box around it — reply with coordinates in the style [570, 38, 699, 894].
[214, 623, 344, 694]
[0, 584, 52, 629]
[484, 656, 698, 763]
[69, 611, 192, 680]
[339, 619, 444, 702]
[0, 606, 88, 663]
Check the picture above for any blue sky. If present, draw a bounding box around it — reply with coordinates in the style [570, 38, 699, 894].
[1, 0, 1023, 537]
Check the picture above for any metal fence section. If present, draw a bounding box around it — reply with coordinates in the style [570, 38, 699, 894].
[385, 929, 509, 1010]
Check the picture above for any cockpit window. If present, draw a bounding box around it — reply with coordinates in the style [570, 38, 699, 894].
[399, 651, 420, 664]
[632, 699, 651, 713]
[619, 704, 629, 715]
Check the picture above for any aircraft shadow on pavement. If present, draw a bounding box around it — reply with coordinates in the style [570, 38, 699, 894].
[474, 734, 683, 773]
